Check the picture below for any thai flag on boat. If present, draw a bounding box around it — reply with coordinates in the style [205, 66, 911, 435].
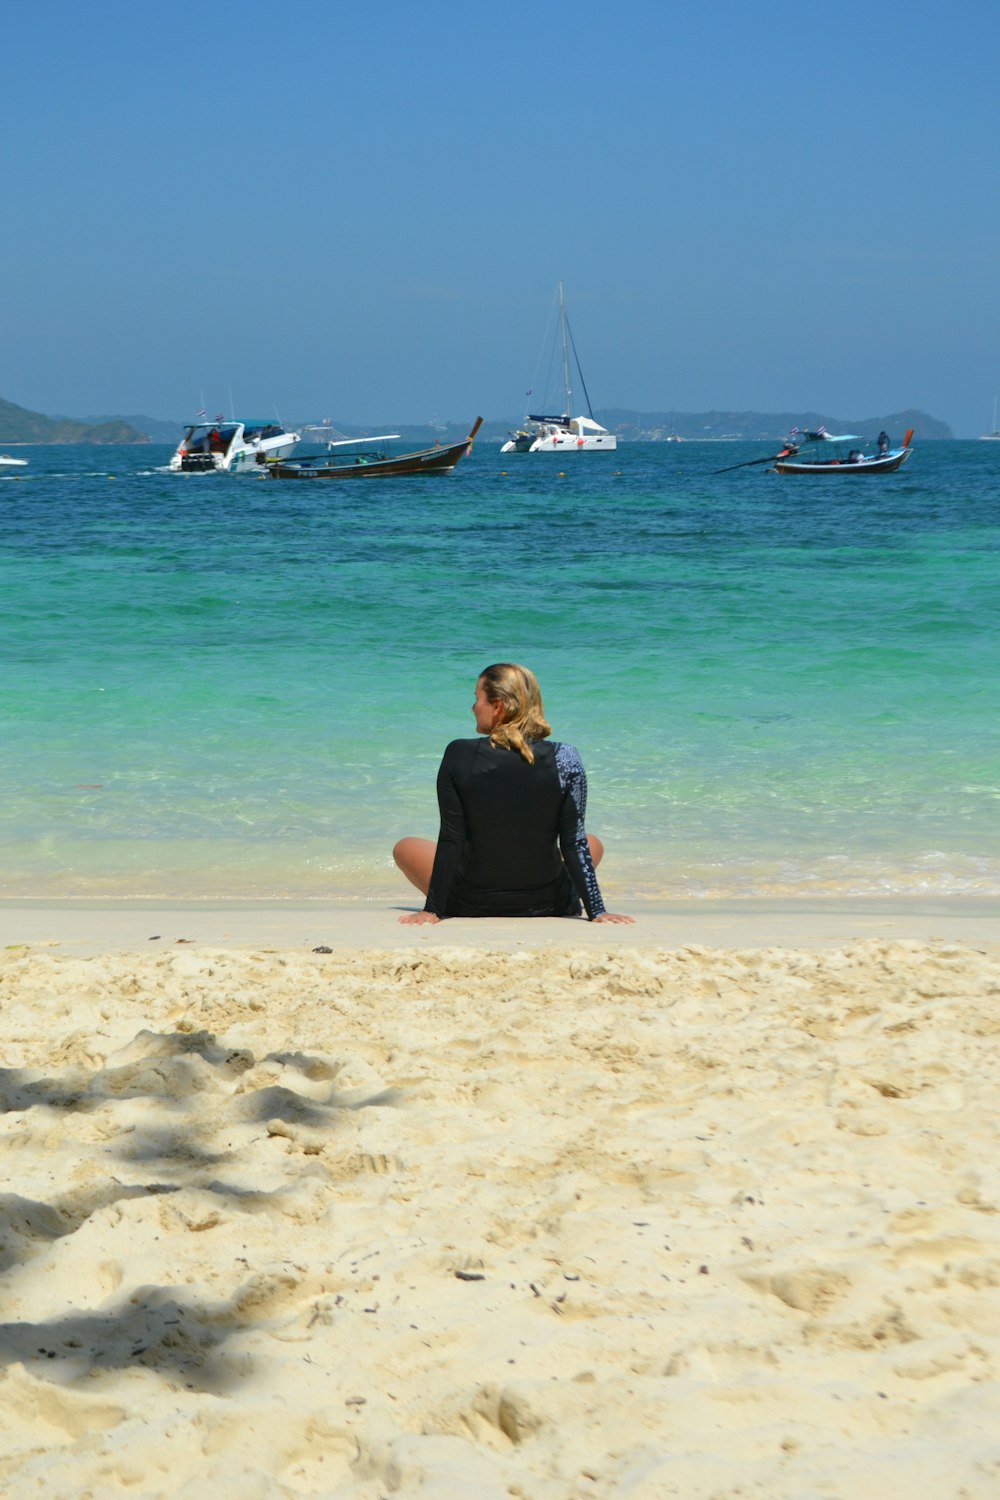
[197, 406, 207, 418]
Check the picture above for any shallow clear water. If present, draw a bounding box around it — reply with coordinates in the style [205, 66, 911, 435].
[2, 440, 998, 899]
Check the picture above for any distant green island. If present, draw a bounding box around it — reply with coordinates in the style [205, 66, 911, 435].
[0, 396, 149, 445]
[1, 396, 953, 446]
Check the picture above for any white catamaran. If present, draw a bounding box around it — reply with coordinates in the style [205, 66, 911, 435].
[501, 283, 617, 453]
[979, 397, 1000, 440]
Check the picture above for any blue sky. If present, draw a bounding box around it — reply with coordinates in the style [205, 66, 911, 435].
[3, 0, 998, 434]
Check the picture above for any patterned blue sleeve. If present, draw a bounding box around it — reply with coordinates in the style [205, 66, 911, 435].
[554, 742, 606, 919]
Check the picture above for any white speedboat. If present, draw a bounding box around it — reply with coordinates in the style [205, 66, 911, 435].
[501, 283, 617, 453]
[0, 453, 28, 467]
[169, 418, 300, 473]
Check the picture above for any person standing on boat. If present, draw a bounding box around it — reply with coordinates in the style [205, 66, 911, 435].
[877, 431, 890, 455]
[393, 663, 633, 925]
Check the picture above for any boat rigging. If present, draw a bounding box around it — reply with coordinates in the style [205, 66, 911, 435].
[501, 283, 617, 453]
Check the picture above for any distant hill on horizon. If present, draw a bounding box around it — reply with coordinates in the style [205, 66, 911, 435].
[595, 406, 952, 442]
[285, 406, 951, 444]
[78, 413, 181, 443]
[2, 399, 953, 445]
[0, 396, 148, 444]
[281, 406, 952, 444]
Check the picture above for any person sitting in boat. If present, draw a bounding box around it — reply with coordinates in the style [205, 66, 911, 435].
[877, 431, 890, 455]
[848, 449, 864, 463]
[393, 662, 633, 925]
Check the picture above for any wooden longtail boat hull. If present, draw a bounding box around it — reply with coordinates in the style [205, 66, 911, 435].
[773, 448, 911, 475]
[268, 419, 482, 480]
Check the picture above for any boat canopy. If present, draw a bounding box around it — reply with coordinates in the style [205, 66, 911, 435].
[570, 416, 611, 435]
[184, 419, 277, 431]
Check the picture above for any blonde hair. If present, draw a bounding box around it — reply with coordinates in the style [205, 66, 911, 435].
[479, 662, 551, 764]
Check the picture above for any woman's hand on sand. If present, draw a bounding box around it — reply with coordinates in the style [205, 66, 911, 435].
[399, 910, 441, 925]
[592, 912, 635, 924]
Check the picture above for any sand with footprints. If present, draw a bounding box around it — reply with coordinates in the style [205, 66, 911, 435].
[1, 929, 999, 1496]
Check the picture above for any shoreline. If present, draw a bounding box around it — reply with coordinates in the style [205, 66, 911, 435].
[3, 894, 998, 955]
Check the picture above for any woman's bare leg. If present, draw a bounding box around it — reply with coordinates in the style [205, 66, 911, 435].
[588, 834, 604, 867]
[393, 837, 437, 896]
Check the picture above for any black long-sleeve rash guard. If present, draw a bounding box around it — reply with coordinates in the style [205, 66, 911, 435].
[423, 737, 607, 920]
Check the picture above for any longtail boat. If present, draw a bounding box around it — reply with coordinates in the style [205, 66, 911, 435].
[268, 418, 482, 480]
[772, 427, 913, 475]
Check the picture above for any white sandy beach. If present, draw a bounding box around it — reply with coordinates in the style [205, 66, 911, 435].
[2, 901, 999, 1497]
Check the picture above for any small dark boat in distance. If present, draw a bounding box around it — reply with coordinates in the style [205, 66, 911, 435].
[267, 418, 483, 480]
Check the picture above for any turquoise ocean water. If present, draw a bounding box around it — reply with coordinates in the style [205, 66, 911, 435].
[2, 440, 998, 902]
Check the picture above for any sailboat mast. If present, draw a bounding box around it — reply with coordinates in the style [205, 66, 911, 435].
[558, 281, 573, 418]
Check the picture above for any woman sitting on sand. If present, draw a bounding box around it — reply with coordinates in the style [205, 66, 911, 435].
[394, 662, 633, 925]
